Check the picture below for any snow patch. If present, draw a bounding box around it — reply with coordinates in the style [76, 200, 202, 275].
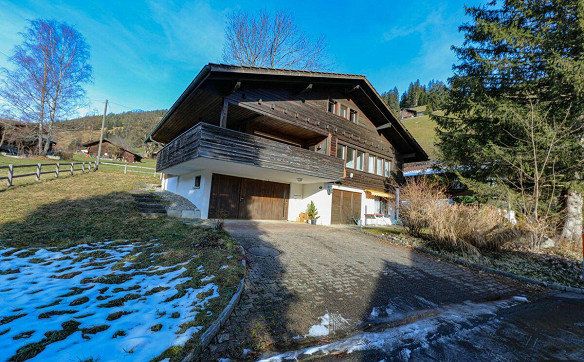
[308, 314, 330, 337]
[0, 241, 220, 361]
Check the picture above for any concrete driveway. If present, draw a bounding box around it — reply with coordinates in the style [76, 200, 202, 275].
[204, 221, 583, 360]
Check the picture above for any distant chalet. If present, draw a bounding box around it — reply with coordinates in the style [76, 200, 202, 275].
[82, 139, 142, 163]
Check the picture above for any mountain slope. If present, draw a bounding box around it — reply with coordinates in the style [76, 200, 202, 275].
[400, 111, 442, 160]
[55, 110, 166, 153]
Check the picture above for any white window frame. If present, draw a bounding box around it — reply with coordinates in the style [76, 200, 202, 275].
[345, 147, 355, 169]
[376, 158, 383, 176]
[356, 150, 364, 171]
[350, 109, 358, 123]
[340, 104, 348, 119]
[368, 155, 376, 174]
[384, 160, 390, 177]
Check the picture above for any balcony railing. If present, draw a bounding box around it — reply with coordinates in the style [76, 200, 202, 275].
[156, 122, 344, 181]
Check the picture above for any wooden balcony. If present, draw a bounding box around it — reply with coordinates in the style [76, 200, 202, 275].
[156, 122, 344, 181]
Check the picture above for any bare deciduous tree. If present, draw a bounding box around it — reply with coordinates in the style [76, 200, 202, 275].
[223, 11, 329, 70]
[0, 19, 92, 155]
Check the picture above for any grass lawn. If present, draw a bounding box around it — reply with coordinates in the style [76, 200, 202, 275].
[0, 154, 158, 189]
[0, 171, 244, 361]
[400, 112, 442, 159]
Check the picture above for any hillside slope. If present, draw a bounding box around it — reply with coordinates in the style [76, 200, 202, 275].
[401, 111, 441, 160]
[55, 110, 166, 153]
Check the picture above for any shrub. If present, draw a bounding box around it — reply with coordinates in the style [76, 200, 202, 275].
[400, 177, 519, 255]
[53, 149, 73, 160]
[306, 201, 319, 220]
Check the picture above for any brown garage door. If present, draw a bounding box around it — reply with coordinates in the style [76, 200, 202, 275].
[208, 174, 289, 220]
[331, 189, 362, 224]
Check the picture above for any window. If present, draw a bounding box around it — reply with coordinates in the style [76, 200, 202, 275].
[368, 155, 376, 174]
[194, 175, 201, 189]
[340, 105, 348, 119]
[377, 198, 388, 215]
[350, 109, 358, 123]
[345, 147, 355, 169]
[328, 99, 336, 113]
[384, 160, 391, 177]
[356, 150, 364, 171]
[336, 144, 346, 159]
[376, 158, 383, 176]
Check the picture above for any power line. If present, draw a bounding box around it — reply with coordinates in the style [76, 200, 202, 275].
[108, 100, 136, 111]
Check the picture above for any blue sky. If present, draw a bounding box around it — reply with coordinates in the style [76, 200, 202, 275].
[0, 0, 480, 116]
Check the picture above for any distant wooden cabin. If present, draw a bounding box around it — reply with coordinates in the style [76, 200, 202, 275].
[400, 106, 426, 119]
[82, 139, 142, 163]
[0, 119, 56, 155]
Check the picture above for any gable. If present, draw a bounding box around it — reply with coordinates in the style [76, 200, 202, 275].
[148, 64, 427, 162]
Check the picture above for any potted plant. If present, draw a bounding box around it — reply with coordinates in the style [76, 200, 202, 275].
[306, 201, 319, 225]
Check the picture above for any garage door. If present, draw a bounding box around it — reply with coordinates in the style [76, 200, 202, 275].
[331, 189, 362, 224]
[208, 174, 289, 220]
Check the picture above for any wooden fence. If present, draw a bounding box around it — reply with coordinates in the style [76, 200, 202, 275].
[0, 161, 97, 187]
[98, 161, 160, 176]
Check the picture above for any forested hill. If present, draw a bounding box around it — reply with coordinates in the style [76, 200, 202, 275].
[55, 110, 166, 153]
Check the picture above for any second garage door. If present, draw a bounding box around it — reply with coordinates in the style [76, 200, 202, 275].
[331, 189, 362, 224]
[208, 174, 289, 220]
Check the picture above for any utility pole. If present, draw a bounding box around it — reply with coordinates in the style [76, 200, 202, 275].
[96, 99, 108, 167]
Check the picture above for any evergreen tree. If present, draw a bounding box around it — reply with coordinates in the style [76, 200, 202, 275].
[381, 87, 400, 114]
[400, 80, 430, 108]
[437, 0, 584, 241]
[426, 80, 448, 111]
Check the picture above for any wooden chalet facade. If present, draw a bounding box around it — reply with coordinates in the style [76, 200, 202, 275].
[82, 139, 142, 163]
[149, 64, 427, 224]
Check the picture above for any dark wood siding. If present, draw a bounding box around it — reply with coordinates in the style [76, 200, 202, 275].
[208, 174, 241, 219]
[331, 189, 362, 224]
[208, 174, 289, 220]
[226, 89, 396, 160]
[85, 142, 141, 163]
[343, 170, 388, 191]
[239, 178, 289, 220]
[156, 123, 344, 181]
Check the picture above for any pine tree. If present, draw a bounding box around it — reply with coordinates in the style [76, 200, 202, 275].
[437, 0, 584, 242]
[381, 87, 400, 114]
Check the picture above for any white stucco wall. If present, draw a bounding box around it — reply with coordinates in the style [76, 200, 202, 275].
[163, 170, 392, 226]
[287, 182, 333, 225]
[161, 170, 213, 218]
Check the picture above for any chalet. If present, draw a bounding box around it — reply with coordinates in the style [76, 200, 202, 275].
[148, 64, 427, 224]
[400, 106, 426, 119]
[82, 139, 142, 163]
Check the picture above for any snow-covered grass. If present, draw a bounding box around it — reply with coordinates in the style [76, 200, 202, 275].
[0, 172, 244, 361]
[0, 239, 242, 361]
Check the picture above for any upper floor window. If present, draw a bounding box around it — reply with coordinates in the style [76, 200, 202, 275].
[368, 155, 376, 174]
[376, 158, 383, 176]
[356, 150, 364, 171]
[384, 160, 391, 177]
[336, 144, 346, 159]
[345, 147, 355, 169]
[328, 99, 337, 113]
[350, 109, 358, 123]
[340, 105, 348, 119]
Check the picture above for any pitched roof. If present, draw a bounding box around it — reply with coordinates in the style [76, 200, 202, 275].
[82, 139, 142, 157]
[148, 63, 428, 162]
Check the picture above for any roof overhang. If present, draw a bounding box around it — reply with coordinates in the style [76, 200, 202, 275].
[147, 63, 428, 162]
